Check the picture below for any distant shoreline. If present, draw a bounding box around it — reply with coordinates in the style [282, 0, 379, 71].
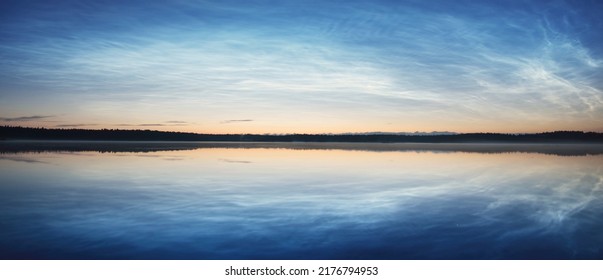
[2, 126, 603, 143]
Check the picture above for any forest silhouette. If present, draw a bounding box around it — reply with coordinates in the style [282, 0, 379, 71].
[2, 126, 603, 143]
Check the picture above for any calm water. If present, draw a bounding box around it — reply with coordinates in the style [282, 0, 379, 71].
[1, 142, 602, 259]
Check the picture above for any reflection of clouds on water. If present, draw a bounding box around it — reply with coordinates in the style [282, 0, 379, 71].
[478, 172, 603, 234]
[219, 159, 252, 164]
[0, 155, 49, 164]
[161, 158, 185, 161]
[135, 154, 186, 161]
[0, 148, 601, 259]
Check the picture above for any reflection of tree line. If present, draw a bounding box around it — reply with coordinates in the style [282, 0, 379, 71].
[2, 126, 603, 143]
[2, 141, 603, 156]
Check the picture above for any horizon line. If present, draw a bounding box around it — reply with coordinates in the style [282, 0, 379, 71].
[2, 125, 602, 136]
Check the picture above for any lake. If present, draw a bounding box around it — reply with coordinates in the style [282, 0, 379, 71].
[1, 141, 602, 259]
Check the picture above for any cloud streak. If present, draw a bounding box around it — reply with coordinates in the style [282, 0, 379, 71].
[114, 121, 191, 127]
[55, 124, 98, 128]
[0, 115, 54, 122]
[221, 119, 254, 124]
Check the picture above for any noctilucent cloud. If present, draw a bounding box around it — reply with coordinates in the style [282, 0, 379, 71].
[1, 0, 602, 133]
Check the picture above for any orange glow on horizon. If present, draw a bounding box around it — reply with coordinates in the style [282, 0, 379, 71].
[2, 112, 603, 135]
[4, 121, 602, 135]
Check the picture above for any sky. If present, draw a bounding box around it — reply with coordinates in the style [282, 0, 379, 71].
[1, 0, 602, 134]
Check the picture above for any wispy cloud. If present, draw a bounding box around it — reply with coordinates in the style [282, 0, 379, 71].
[114, 121, 190, 127]
[221, 119, 254, 124]
[116, 123, 165, 127]
[0, 0, 602, 132]
[138, 124, 165, 127]
[55, 123, 98, 127]
[0, 115, 54, 122]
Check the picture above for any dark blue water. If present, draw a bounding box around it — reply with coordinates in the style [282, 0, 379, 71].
[1, 143, 602, 259]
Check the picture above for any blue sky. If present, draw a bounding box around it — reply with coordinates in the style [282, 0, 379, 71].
[1, 0, 602, 133]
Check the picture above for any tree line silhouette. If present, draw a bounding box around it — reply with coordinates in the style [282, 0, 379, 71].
[1, 126, 603, 143]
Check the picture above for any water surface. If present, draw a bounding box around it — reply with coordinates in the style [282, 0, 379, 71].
[1, 142, 602, 259]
